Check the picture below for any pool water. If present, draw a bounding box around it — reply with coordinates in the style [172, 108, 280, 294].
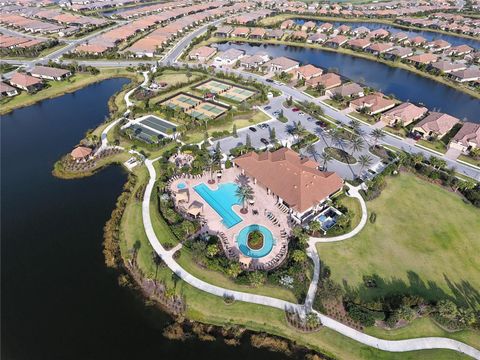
[193, 182, 242, 228]
[177, 182, 186, 190]
[237, 224, 275, 258]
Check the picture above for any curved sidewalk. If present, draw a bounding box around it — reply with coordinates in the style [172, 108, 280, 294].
[141, 159, 480, 360]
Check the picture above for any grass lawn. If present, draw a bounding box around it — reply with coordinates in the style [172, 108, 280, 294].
[118, 161, 477, 359]
[324, 98, 347, 110]
[348, 111, 376, 125]
[417, 139, 447, 154]
[458, 154, 480, 168]
[383, 126, 408, 138]
[176, 248, 298, 302]
[317, 172, 480, 307]
[0, 68, 140, 115]
[154, 70, 201, 87]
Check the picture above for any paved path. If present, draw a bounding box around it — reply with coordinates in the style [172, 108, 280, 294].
[141, 158, 480, 359]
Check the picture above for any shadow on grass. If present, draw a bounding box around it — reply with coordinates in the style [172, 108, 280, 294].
[340, 271, 480, 310]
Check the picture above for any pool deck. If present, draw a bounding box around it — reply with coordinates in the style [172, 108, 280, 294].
[169, 167, 292, 270]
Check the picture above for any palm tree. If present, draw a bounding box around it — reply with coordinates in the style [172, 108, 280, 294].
[349, 119, 361, 134]
[235, 183, 254, 213]
[358, 154, 373, 178]
[411, 153, 424, 166]
[350, 136, 364, 156]
[370, 128, 385, 147]
[305, 143, 319, 161]
[320, 151, 333, 170]
[328, 129, 343, 148]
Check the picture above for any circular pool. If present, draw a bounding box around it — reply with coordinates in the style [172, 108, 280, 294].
[236, 224, 275, 258]
[177, 182, 187, 189]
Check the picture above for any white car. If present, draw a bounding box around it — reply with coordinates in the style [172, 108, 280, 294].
[298, 111, 305, 116]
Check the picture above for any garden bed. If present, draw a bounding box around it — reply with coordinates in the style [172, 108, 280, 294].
[324, 147, 357, 164]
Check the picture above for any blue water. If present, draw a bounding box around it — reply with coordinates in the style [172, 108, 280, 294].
[237, 224, 275, 258]
[293, 19, 479, 49]
[193, 182, 242, 228]
[177, 182, 186, 189]
[215, 42, 480, 122]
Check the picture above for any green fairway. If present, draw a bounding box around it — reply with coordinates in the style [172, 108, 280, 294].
[317, 172, 480, 307]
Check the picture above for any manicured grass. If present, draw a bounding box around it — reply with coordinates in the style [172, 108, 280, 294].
[458, 154, 480, 168]
[317, 173, 480, 306]
[176, 248, 298, 302]
[154, 71, 201, 87]
[417, 139, 447, 154]
[338, 195, 362, 230]
[348, 111, 376, 125]
[383, 126, 408, 138]
[0, 68, 140, 115]
[118, 163, 476, 359]
[324, 98, 347, 110]
[325, 147, 357, 164]
[365, 317, 480, 350]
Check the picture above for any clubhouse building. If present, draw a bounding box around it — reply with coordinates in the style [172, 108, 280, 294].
[233, 148, 344, 224]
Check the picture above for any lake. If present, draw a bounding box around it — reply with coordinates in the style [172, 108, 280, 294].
[0, 79, 292, 360]
[293, 18, 479, 49]
[214, 42, 480, 122]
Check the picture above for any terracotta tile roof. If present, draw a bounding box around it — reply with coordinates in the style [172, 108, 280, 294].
[234, 148, 343, 213]
[381, 102, 428, 125]
[350, 92, 396, 113]
[295, 64, 323, 78]
[415, 112, 460, 135]
[452, 122, 480, 147]
[10, 73, 42, 88]
[71, 146, 92, 159]
[306, 72, 342, 89]
[407, 53, 438, 64]
[30, 65, 70, 78]
[347, 38, 371, 48]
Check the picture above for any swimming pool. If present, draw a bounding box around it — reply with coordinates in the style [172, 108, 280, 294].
[177, 182, 187, 190]
[193, 182, 242, 228]
[236, 224, 275, 258]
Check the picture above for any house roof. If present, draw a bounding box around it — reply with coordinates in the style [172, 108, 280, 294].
[382, 102, 428, 123]
[217, 48, 244, 61]
[368, 42, 394, 53]
[0, 81, 17, 93]
[350, 92, 396, 113]
[295, 64, 323, 78]
[407, 53, 438, 64]
[192, 46, 216, 58]
[10, 73, 43, 88]
[234, 148, 343, 213]
[71, 146, 92, 159]
[347, 38, 371, 48]
[307, 72, 342, 88]
[30, 65, 70, 78]
[232, 27, 250, 36]
[450, 67, 480, 80]
[431, 61, 466, 72]
[452, 122, 480, 147]
[250, 27, 267, 36]
[415, 112, 460, 134]
[327, 35, 348, 45]
[331, 82, 364, 97]
[266, 56, 299, 69]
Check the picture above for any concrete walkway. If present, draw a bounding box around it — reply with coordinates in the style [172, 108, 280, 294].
[124, 71, 149, 108]
[141, 158, 480, 359]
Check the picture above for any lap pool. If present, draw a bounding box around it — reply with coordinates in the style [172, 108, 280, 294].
[193, 182, 242, 228]
[236, 224, 275, 258]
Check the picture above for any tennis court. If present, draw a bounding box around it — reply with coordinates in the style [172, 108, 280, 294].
[138, 115, 177, 135]
[130, 124, 163, 143]
[196, 80, 231, 94]
[223, 87, 255, 102]
[192, 102, 227, 118]
[163, 94, 202, 111]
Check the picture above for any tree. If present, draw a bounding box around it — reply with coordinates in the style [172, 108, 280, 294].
[329, 129, 343, 148]
[305, 143, 319, 161]
[350, 136, 364, 156]
[245, 133, 252, 148]
[247, 271, 266, 287]
[181, 221, 195, 237]
[305, 313, 321, 328]
[412, 153, 424, 166]
[349, 119, 361, 134]
[437, 300, 459, 320]
[370, 128, 385, 147]
[206, 244, 219, 258]
[292, 249, 307, 264]
[358, 154, 373, 177]
[232, 123, 238, 137]
[226, 262, 242, 278]
[459, 180, 477, 192]
[309, 220, 321, 234]
[320, 151, 333, 170]
[235, 183, 254, 212]
[286, 95, 293, 107]
[191, 241, 207, 263]
[269, 126, 276, 142]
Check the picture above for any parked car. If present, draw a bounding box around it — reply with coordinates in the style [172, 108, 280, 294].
[307, 116, 314, 121]
[273, 110, 281, 116]
[266, 79, 273, 83]
[292, 108, 300, 112]
[264, 106, 272, 110]
[260, 138, 269, 145]
[249, 127, 257, 132]
[316, 120, 327, 128]
[298, 111, 305, 116]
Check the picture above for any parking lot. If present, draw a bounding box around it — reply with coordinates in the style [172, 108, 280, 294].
[212, 95, 384, 181]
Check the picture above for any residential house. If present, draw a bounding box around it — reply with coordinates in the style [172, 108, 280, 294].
[301, 21, 316, 32]
[291, 30, 308, 41]
[369, 28, 389, 39]
[240, 52, 270, 69]
[266, 29, 284, 40]
[412, 112, 460, 139]
[431, 61, 467, 74]
[380, 102, 428, 126]
[352, 26, 370, 37]
[213, 48, 245, 66]
[249, 28, 266, 39]
[391, 31, 408, 43]
[385, 46, 414, 59]
[232, 27, 250, 37]
[327, 82, 364, 98]
[263, 56, 300, 73]
[280, 19, 295, 30]
[325, 35, 348, 48]
[426, 39, 451, 52]
[306, 72, 342, 89]
[233, 147, 344, 224]
[293, 64, 323, 80]
[307, 33, 327, 44]
[449, 67, 480, 82]
[347, 38, 371, 50]
[448, 122, 480, 153]
[318, 22, 333, 33]
[9, 73, 43, 92]
[0, 82, 18, 97]
[215, 26, 233, 37]
[447, 45, 474, 57]
[336, 25, 351, 34]
[189, 46, 217, 62]
[408, 36, 427, 47]
[30, 65, 72, 81]
[349, 92, 396, 115]
[406, 53, 438, 66]
[367, 42, 395, 55]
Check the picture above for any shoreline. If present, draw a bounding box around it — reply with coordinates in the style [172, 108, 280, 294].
[203, 37, 480, 100]
[259, 13, 480, 42]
